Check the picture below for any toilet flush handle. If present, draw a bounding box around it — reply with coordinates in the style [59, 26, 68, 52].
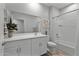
[56, 34, 60, 38]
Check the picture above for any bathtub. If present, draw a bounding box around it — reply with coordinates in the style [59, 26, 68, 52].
[55, 40, 75, 56]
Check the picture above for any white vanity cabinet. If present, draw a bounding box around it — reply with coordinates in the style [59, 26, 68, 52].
[4, 39, 31, 56]
[4, 36, 48, 56]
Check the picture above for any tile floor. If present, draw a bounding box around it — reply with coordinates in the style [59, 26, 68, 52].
[48, 50, 65, 56]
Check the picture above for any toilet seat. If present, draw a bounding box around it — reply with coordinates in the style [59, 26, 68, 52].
[48, 42, 57, 47]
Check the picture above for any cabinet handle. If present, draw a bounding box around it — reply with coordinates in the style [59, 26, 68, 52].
[17, 48, 18, 53]
[19, 48, 21, 52]
[17, 47, 21, 56]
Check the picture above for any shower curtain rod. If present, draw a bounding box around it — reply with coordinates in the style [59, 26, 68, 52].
[52, 8, 79, 19]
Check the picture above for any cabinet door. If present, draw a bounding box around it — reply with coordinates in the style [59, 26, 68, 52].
[4, 41, 19, 56]
[0, 49, 3, 56]
[19, 39, 31, 56]
[31, 39, 40, 56]
[39, 37, 48, 55]
[4, 47, 18, 56]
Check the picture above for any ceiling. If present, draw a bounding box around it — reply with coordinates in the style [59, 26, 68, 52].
[41, 3, 72, 9]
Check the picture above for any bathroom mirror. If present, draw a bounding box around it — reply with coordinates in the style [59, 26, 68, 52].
[4, 9, 49, 38]
[12, 12, 40, 34]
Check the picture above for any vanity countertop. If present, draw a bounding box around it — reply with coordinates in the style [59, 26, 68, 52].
[3, 33, 48, 45]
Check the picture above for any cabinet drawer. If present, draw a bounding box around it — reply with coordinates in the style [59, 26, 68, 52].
[17, 39, 31, 46]
[4, 39, 31, 48]
[4, 41, 19, 48]
[4, 47, 18, 56]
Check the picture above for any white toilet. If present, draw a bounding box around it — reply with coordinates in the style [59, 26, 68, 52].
[47, 41, 57, 51]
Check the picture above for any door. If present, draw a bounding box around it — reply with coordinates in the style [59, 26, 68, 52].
[39, 37, 48, 55]
[31, 39, 40, 56]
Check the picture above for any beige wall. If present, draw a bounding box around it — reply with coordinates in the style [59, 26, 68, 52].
[5, 3, 49, 19]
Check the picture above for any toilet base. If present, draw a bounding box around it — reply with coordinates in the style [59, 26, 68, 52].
[48, 47, 56, 51]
